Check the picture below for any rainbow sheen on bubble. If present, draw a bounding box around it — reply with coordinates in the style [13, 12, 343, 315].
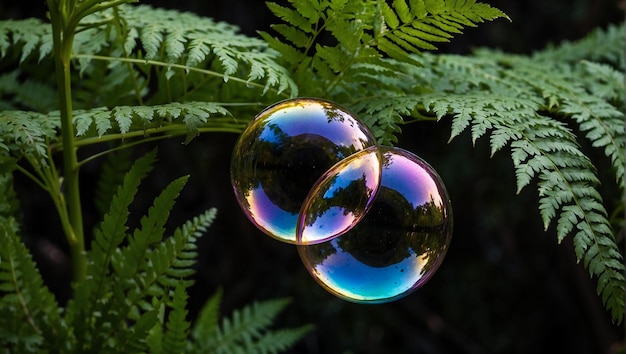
[297, 147, 452, 303]
[230, 98, 377, 244]
[297, 146, 382, 245]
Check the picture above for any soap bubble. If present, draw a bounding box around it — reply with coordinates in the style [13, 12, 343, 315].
[297, 147, 453, 303]
[230, 98, 378, 244]
[297, 146, 382, 245]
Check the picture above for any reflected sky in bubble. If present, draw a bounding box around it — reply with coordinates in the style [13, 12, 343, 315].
[297, 147, 382, 245]
[298, 147, 453, 303]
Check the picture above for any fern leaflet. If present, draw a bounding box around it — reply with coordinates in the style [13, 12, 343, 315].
[191, 297, 312, 353]
[75, 5, 297, 96]
[376, 0, 509, 60]
[191, 288, 223, 343]
[0, 220, 65, 352]
[162, 285, 191, 353]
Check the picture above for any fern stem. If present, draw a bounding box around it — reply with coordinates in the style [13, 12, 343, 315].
[15, 164, 49, 192]
[48, 0, 87, 283]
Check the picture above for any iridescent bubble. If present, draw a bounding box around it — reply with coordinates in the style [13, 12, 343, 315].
[297, 146, 382, 245]
[297, 147, 453, 303]
[230, 98, 378, 244]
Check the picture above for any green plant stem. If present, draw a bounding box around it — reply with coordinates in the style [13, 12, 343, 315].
[49, 1, 87, 283]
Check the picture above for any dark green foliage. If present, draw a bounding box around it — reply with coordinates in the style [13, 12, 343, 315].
[0, 148, 306, 352]
[351, 25, 625, 322]
[0, 220, 64, 352]
[0, 1, 623, 353]
[190, 293, 313, 353]
[258, 2, 624, 323]
[260, 0, 508, 145]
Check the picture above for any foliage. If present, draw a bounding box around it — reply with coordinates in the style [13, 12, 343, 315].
[260, 0, 508, 145]
[0, 149, 310, 352]
[261, 0, 624, 323]
[0, 0, 623, 352]
[190, 289, 314, 353]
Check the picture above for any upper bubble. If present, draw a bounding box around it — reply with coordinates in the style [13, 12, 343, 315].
[230, 98, 378, 244]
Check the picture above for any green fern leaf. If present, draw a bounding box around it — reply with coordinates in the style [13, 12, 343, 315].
[67, 150, 157, 351]
[375, 0, 509, 59]
[114, 175, 188, 277]
[0, 111, 59, 165]
[533, 23, 624, 67]
[0, 71, 57, 112]
[165, 25, 187, 62]
[140, 22, 164, 60]
[66, 102, 235, 145]
[266, 2, 314, 33]
[0, 220, 64, 352]
[0, 18, 52, 63]
[90, 149, 157, 272]
[250, 325, 315, 353]
[192, 288, 223, 342]
[77, 5, 297, 96]
[343, 23, 624, 322]
[381, 1, 401, 29]
[125, 308, 161, 352]
[198, 298, 308, 354]
[162, 285, 191, 353]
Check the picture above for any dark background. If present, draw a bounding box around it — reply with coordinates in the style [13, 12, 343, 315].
[2, 1, 625, 353]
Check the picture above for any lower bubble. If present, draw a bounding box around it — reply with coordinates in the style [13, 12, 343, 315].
[297, 147, 453, 303]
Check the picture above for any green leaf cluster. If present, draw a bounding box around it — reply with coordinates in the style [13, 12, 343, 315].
[349, 24, 626, 322]
[261, 0, 508, 144]
[190, 290, 314, 353]
[0, 1, 623, 349]
[0, 150, 309, 352]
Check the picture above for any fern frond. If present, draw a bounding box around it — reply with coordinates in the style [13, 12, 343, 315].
[421, 91, 624, 322]
[94, 147, 134, 215]
[113, 175, 189, 278]
[0, 71, 57, 112]
[532, 23, 625, 68]
[192, 297, 311, 353]
[69, 101, 236, 144]
[0, 220, 64, 352]
[191, 288, 223, 342]
[346, 24, 625, 322]
[0, 18, 52, 63]
[66, 150, 157, 350]
[75, 5, 297, 96]
[0, 111, 59, 165]
[513, 118, 624, 323]
[162, 285, 191, 353]
[500, 60, 625, 187]
[250, 325, 315, 354]
[262, 0, 506, 100]
[66, 145, 217, 352]
[375, 0, 509, 60]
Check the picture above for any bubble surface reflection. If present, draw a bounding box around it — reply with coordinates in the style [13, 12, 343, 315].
[297, 147, 382, 245]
